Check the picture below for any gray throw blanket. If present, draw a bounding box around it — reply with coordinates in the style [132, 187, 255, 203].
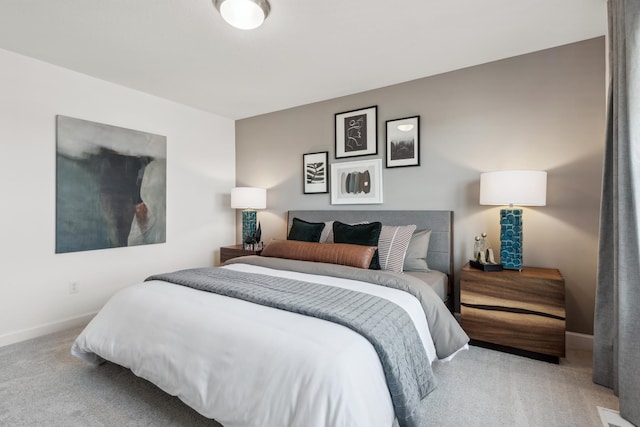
[147, 267, 436, 427]
[226, 255, 470, 360]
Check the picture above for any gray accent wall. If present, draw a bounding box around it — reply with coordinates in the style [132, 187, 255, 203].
[235, 37, 605, 335]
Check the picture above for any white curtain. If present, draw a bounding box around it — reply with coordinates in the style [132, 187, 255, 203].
[593, 1, 640, 425]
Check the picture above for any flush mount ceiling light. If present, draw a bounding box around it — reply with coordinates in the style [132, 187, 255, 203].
[214, 0, 271, 30]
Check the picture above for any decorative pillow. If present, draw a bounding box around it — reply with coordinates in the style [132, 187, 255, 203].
[403, 229, 432, 272]
[318, 221, 334, 243]
[319, 220, 369, 243]
[287, 217, 325, 242]
[332, 221, 382, 270]
[377, 224, 417, 272]
[261, 240, 376, 269]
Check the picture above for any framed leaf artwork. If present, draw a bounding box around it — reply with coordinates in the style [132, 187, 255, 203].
[303, 151, 329, 194]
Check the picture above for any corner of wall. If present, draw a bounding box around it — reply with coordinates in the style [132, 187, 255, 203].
[566, 331, 594, 351]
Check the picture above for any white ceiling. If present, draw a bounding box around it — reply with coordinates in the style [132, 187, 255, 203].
[0, 0, 606, 120]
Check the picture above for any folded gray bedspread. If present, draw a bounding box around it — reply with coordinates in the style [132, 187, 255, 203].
[225, 255, 469, 359]
[147, 266, 436, 427]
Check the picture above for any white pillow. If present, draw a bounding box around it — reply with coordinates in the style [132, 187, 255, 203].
[318, 221, 334, 243]
[403, 229, 432, 272]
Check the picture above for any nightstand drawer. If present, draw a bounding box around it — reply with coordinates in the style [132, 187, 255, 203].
[461, 305, 565, 357]
[460, 267, 564, 316]
[460, 287, 565, 319]
[460, 263, 566, 360]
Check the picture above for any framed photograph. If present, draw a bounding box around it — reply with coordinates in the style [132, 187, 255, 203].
[335, 106, 378, 159]
[331, 159, 383, 205]
[303, 151, 329, 194]
[386, 116, 420, 168]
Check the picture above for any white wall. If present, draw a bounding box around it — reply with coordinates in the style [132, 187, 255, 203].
[236, 38, 606, 335]
[0, 48, 236, 346]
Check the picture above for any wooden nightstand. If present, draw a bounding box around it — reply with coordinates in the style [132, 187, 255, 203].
[460, 263, 565, 362]
[220, 244, 262, 264]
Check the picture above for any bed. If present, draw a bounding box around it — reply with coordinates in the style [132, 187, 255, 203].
[287, 210, 455, 305]
[72, 210, 468, 427]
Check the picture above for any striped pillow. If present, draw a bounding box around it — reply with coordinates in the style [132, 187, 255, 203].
[377, 224, 417, 272]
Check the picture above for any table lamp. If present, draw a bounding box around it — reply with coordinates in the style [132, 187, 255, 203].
[231, 187, 266, 245]
[480, 170, 547, 270]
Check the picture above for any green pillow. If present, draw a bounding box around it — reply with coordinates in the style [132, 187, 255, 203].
[332, 221, 382, 270]
[287, 217, 325, 242]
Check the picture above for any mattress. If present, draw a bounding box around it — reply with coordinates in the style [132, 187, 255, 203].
[405, 269, 448, 302]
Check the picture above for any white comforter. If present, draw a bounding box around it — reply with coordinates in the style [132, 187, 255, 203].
[72, 264, 439, 427]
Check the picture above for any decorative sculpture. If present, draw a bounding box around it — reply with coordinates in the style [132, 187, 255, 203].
[473, 232, 498, 265]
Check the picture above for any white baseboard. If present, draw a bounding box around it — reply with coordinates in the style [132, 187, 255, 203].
[0, 312, 96, 348]
[566, 331, 594, 351]
[598, 407, 636, 427]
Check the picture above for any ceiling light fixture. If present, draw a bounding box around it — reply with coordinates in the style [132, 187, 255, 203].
[214, 0, 271, 30]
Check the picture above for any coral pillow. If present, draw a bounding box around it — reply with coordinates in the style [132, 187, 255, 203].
[261, 240, 376, 269]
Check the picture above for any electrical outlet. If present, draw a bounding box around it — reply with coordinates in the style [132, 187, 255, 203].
[69, 282, 79, 294]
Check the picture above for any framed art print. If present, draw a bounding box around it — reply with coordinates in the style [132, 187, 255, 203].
[331, 159, 383, 205]
[303, 151, 329, 194]
[386, 116, 420, 168]
[55, 115, 167, 253]
[335, 106, 377, 159]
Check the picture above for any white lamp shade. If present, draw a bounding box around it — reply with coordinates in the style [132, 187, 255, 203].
[231, 187, 266, 209]
[480, 170, 547, 206]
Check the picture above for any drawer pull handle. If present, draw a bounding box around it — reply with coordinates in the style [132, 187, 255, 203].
[461, 303, 565, 321]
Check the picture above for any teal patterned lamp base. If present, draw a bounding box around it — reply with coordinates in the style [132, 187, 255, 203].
[500, 208, 523, 270]
[241, 209, 257, 244]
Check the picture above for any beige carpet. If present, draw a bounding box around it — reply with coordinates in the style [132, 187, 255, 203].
[419, 344, 619, 426]
[0, 326, 619, 426]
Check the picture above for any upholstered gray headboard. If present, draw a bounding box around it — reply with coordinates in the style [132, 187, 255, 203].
[287, 210, 454, 297]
